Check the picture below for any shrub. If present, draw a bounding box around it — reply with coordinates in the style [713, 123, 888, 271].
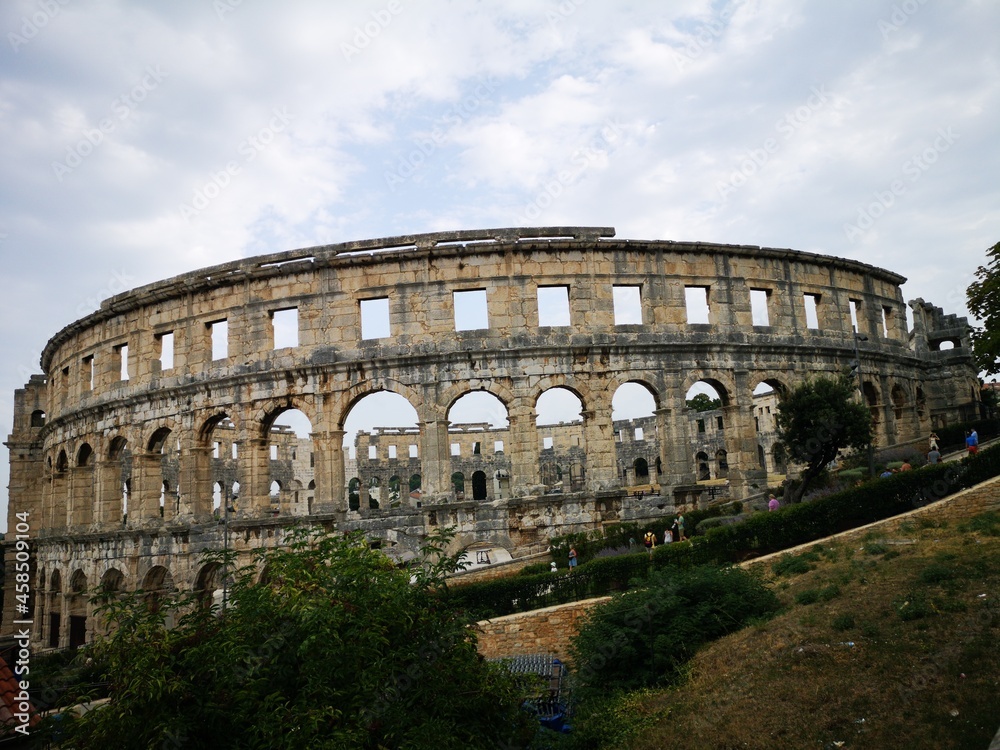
[831, 613, 855, 631]
[795, 589, 820, 605]
[519, 562, 553, 577]
[570, 565, 781, 699]
[918, 563, 956, 585]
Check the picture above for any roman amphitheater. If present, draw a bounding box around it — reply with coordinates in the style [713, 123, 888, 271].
[3, 226, 980, 649]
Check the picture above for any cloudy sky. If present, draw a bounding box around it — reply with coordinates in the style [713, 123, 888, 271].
[2, 0, 999, 527]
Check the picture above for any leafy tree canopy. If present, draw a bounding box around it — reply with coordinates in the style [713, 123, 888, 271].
[61, 529, 536, 749]
[686, 393, 722, 412]
[966, 241, 1000, 376]
[775, 374, 872, 502]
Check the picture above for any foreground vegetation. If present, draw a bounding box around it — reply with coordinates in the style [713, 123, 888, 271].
[561, 510, 1000, 749]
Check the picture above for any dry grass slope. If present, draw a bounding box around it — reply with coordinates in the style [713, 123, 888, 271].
[624, 512, 1000, 750]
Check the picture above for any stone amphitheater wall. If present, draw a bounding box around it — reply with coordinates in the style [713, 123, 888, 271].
[3, 226, 980, 648]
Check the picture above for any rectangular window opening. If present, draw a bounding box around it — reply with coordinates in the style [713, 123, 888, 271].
[804, 294, 820, 330]
[494, 440, 504, 454]
[210, 320, 229, 360]
[368, 445, 377, 460]
[685, 286, 711, 324]
[473, 441, 481, 455]
[634, 427, 644, 441]
[543, 436, 554, 450]
[272, 308, 299, 349]
[270, 445, 278, 460]
[116, 343, 129, 381]
[849, 300, 861, 334]
[882, 305, 892, 338]
[158, 332, 174, 370]
[360, 297, 391, 340]
[388, 445, 397, 459]
[612, 285, 642, 325]
[750, 289, 770, 326]
[450, 442, 461, 456]
[537, 286, 571, 327]
[454, 290, 488, 331]
[213, 441, 220, 459]
[409, 444, 418, 458]
[231, 443, 239, 459]
[697, 419, 705, 433]
[82, 356, 94, 391]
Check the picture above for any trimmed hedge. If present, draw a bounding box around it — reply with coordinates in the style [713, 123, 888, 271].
[447, 444, 1000, 621]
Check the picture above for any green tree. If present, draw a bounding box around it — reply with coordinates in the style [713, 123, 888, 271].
[686, 393, 722, 412]
[966, 240, 1000, 376]
[775, 374, 872, 502]
[62, 529, 536, 749]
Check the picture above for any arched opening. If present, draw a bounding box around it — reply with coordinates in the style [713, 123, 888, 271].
[348, 478, 361, 511]
[757, 444, 767, 470]
[409, 474, 422, 504]
[451, 471, 465, 500]
[368, 476, 381, 509]
[633, 457, 650, 482]
[696, 451, 711, 481]
[141, 566, 175, 621]
[772, 443, 787, 474]
[30, 410, 46, 427]
[536, 387, 585, 493]
[267, 409, 313, 516]
[68, 570, 88, 649]
[388, 475, 402, 508]
[716, 449, 729, 478]
[48, 569, 62, 649]
[76, 443, 93, 467]
[472, 470, 488, 501]
[342, 392, 419, 510]
[147, 427, 178, 521]
[448, 390, 510, 503]
[109, 437, 130, 522]
[194, 563, 223, 610]
[862, 382, 880, 425]
[201, 415, 238, 518]
[891, 385, 907, 421]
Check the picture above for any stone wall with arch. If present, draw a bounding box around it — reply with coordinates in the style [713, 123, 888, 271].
[3, 226, 979, 647]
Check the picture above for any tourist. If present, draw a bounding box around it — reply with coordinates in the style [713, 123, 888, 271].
[643, 530, 656, 554]
[671, 518, 680, 544]
[928, 431, 940, 451]
[663, 527, 673, 544]
[899, 461, 912, 471]
[568, 546, 578, 572]
[880, 468, 894, 478]
[966, 431, 978, 455]
[768, 494, 780, 511]
[677, 514, 686, 541]
[927, 447, 941, 464]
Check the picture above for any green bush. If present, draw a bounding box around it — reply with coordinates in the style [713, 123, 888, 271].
[918, 562, 956, 585]
[831, 613, 855, 631]
[795, 589, 820, 605]
[519, 562, 553, 577]
[570, 565, 781, 699]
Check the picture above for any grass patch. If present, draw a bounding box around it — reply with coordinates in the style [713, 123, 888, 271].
[615, 507, 1000, 750]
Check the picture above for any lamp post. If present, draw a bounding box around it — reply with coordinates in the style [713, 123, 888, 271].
[221, 483, 236, 613]
[853, 333, 876, 477]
